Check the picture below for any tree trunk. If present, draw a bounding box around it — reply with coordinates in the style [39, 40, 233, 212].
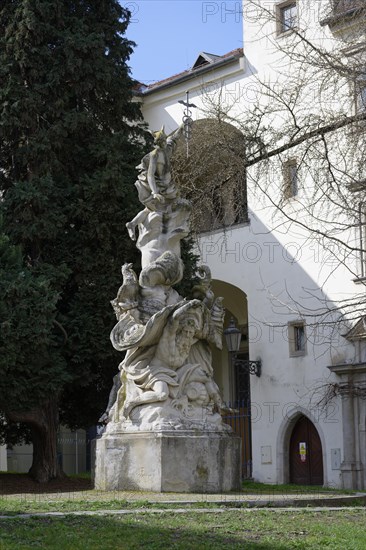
[7, 398, 65, 483]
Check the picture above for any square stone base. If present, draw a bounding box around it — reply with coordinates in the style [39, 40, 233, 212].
[94, 431, 241, 493]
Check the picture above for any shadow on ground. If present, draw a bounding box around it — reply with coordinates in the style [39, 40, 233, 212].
[0, 473, 92, 495]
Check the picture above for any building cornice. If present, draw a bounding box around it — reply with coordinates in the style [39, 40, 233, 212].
[320, 6, 365, 28]
[328, 363, 366, 375]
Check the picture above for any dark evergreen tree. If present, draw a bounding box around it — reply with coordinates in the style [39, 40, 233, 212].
[0, 1, 147, 482]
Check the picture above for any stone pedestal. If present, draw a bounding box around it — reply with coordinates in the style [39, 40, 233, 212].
[341, 461, 364, 490]
[94, 430, 241, 493]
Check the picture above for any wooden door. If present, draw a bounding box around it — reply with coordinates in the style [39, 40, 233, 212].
[289, 415, 323, 485]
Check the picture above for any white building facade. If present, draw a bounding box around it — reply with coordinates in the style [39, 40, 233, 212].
[140, 0, 366, 489]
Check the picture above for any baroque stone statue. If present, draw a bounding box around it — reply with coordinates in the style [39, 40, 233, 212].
[101, 125, 227, 432]
[95, 124, 240, 493]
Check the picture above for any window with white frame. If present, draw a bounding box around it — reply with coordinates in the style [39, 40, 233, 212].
[283, 159, 298, 198]
[277, 1, 297, 34]
[288, 321, 307, 357]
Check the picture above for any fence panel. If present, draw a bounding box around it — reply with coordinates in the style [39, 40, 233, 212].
[222, 401, 252, 479]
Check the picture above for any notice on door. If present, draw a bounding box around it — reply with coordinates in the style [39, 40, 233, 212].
[299, 442, 307, 462]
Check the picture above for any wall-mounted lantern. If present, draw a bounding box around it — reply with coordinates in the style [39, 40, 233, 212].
[224, 318, 261, 377]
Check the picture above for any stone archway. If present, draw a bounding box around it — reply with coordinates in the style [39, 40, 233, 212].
[210, 279, 248, 402]
[208, 279, 254, 477]
[276, 407, 327, 486]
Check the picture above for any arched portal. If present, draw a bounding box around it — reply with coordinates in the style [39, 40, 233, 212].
[208, 279, 253, 477]
[210, 279, 248, 403]
[289, 415, 324, 485]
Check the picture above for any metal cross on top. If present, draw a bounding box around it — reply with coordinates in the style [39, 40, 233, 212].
[178, 91, 196, 158]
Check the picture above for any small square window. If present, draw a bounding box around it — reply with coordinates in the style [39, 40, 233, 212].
[283, 159, 298, 198]
[289, 321, 306, 357]
[277, 1, 297, 35]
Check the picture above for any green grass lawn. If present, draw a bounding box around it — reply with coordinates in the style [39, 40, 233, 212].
[1, 474, 364, 549]
[0, 478, 361, 515]
[1, 509, 366, 549]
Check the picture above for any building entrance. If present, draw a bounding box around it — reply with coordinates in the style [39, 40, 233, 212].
[289, 415, 323, 485]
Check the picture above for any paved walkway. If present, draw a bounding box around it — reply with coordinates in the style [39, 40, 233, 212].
[2, 488, 365, 508]
[1, 506, 366, 520]
[1, 489, 365, 520]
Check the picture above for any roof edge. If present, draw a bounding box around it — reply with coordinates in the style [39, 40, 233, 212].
[140, 48, 244, 96]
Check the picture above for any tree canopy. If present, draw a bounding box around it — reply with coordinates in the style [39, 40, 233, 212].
[0, 0, 148, 481]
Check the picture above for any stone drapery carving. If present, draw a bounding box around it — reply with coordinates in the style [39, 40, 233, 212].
[102, 124, 228, 433]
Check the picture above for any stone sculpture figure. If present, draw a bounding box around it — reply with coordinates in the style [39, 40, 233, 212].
[120, 300, 202, 418]
[134, 125, 182, 206]
[125, 126, 191, 269]
[95, 122, 241, 494]
[101, 123, 228, 433]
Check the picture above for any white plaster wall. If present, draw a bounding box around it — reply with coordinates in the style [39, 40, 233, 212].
[140, 0, 362, 487]
[198, 221, 345, 486]
[142, 56, 247, 134]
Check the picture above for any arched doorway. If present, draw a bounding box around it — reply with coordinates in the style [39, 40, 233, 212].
[208, 280, 252, 477]
[289, 415, 324, 485]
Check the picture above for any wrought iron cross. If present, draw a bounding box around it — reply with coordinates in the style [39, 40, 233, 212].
[178, 91, 196, 158]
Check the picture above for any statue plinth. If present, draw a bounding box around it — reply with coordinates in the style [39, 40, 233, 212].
[94, 430, 241, 493]
[94, 124, 241, 493]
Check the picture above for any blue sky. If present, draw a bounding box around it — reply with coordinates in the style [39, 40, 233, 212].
[122, 1, 244, 84]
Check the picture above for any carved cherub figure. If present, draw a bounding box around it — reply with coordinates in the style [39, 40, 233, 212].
[146, 125, 183, 203]
[132, 125, 183, 211]
[110, 263, 139, 320]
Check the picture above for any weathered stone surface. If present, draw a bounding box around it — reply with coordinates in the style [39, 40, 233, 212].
[94, 431, 241, 493]
[95, 123, 241, 492]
